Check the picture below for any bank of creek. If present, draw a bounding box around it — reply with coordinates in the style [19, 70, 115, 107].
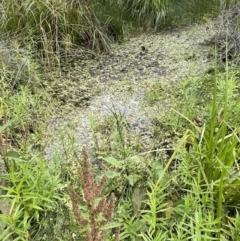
[45, 18, 220, 162]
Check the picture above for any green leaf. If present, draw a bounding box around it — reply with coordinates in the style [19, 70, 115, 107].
[119, 232, 131, 240]
[100, 221, 122, 230]
[0, 214, 11, 224]
[0, 193, 16, 198]
[0, 226, 14, 241]
[0, 120, 12, 133]
[131, 219, 146, 232]
[150, 161, 163, 180]
[127, 174, 140, 186]
[24, 204, 43, 211]
[106, 170, 120, 179]
[5, 151, 26, 162]
[23, 210, 30, 229]
[66, 224, 88, 234]
[16, 176, 26, 193]
[101, 156, 123, 168]
[12, 205, 24, 220]
[132, 187, 146, 215]
[127, 155, 145, 165]
[6, 151, 21, 159]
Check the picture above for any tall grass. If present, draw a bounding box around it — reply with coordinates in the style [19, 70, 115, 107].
[165, 0, 225, 26]
[111, 0, 169, 29]
[0, 0, 82, 66]
[0, 0, 234, 71]
[0, 0, 116, 69]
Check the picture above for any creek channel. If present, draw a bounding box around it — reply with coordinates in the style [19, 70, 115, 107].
[45, 19, 220, 162]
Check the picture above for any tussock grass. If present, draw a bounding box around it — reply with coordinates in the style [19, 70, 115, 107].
[0, 0, 115, 68]
[0, 0, 82, 64]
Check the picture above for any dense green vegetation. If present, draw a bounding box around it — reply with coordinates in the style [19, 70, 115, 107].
[1, 0, 240, 240]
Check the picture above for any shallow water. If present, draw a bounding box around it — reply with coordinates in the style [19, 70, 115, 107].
[45, 19, 219, 161]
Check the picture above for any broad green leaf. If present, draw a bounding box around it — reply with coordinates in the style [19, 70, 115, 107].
[0, 121, 12, 133]
[106, 170, 120, 179]
[6, 156, 25, 162]
[151, 161, 163, 180]
[127, 174, 140, 186]
[0, 214, 11, 224]
[132, 187, 146, 215]
[5, 151, 25, 162]
[101, 156, 122, 168]
[6, 151, 21, 159]
[100, 221, 122, 230]
[131, 219, 146, 232]
[66, 224, 88, 234]
[127, 155, 145, 164]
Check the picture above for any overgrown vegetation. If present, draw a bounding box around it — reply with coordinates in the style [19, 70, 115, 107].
[1, 0, 240, 240]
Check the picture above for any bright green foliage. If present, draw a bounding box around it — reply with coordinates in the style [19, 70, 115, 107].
[108, 61, 240, 240]
[0, 153, 62, 240]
